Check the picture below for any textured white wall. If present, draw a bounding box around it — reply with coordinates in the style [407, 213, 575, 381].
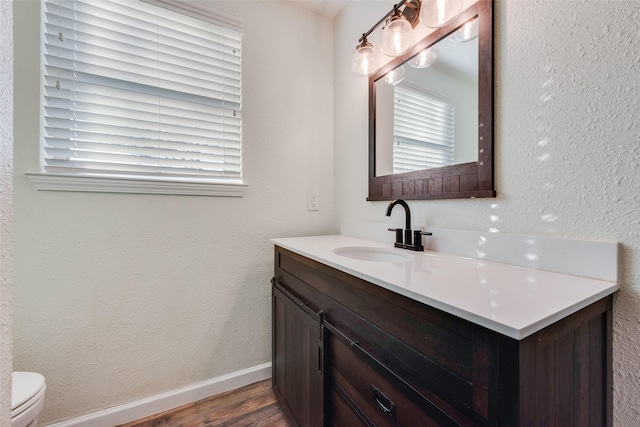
[335, 1, 640, 425]
[12, 0, 335, 424]
[1, 0, 14, 425]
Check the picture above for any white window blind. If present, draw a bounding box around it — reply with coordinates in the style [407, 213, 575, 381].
[42, 0, 243, 183]
[393, 83, 455, 174]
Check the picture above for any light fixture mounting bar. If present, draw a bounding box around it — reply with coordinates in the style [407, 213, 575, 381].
[358, 0, 410, 43]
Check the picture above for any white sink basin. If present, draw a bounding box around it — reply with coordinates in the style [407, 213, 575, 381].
[333, 246, 414, 263]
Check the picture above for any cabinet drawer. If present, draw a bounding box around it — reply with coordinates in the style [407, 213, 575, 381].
[325, 300, 474, 414]
[326, 320, 467, 427]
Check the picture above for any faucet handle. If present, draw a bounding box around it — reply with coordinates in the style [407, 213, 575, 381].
[387, 228, 403, 244]
[413, 230, 432, 251]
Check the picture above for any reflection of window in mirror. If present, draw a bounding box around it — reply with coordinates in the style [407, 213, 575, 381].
[393, 83, 455, 174]
[374, 35, 479, 177]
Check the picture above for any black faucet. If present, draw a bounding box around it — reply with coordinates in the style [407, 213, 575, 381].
[385, 199, 431, 251]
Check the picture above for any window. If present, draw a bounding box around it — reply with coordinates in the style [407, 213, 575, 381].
[392, 83, 455, 174]
[30, 0, 246, 196]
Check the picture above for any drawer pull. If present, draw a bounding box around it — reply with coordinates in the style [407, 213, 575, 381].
[372, 385, 395, 417]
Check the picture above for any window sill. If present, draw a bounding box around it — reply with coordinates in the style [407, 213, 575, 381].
[25, 172, 248, 197]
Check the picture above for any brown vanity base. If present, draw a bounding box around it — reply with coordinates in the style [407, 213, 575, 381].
[272, 246, 613, 426]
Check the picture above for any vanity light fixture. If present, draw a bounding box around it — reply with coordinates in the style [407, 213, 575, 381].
[351, 36, 380, 76]
[380, 5, 415, 57]
[351, 0, 420, 75]
[351, 0, 465, 76]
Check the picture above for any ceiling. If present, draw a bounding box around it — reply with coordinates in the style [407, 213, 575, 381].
[289, 0, 349, 18]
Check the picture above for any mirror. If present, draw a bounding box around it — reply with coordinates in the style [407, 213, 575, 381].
[368, 0, 495, 201]
[375, 34, 478, 176]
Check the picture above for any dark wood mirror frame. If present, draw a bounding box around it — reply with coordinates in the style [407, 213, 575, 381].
[368, 0, 495, 201]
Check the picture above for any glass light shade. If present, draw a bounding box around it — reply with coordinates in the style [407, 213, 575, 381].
[450, 18, 479, 42]
[408, 46, 440, 68]
[351, 42, 379, 76]
[420, 0, 464, 28]
[380, 15, 415, 57]
[383, 65, 405, 85]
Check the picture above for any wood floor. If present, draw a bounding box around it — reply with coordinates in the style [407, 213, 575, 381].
[118, 379, 292, 427]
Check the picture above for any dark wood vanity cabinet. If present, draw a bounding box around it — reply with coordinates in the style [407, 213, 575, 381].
[272, 246, 613, 426]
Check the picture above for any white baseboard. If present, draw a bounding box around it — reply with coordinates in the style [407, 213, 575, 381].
[44, 362, 272, 427]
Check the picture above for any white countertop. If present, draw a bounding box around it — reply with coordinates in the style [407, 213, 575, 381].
[271, 235, 619, 340]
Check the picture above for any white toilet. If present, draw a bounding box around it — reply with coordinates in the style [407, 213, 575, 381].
[11, 372, 46, 427]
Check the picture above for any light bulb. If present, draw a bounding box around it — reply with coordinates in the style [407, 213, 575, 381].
[351, 40, 379, 76]
[450, 18, 479, 42]
[420, 0, 463, 28]
[380, 14, 415, 57]
[384, 65, 405, 85]
[408, 46, 440, 68]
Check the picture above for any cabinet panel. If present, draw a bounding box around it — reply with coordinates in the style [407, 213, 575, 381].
[272, 283, 323, 427]
[511, 298, 612, 427]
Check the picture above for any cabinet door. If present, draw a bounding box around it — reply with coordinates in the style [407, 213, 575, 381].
[272, 280, 324, 427]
